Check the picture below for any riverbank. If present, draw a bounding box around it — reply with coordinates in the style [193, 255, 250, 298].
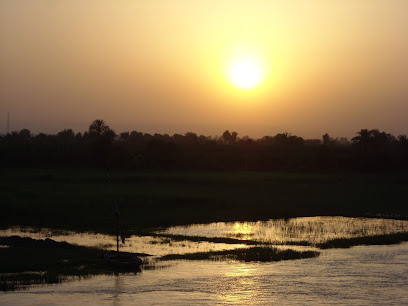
[0, 236, 118, 291]
[2, 168, 408, 234]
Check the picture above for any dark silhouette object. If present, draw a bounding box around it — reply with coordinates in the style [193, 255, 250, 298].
[351, 129, 396, 171]
[5, 129, 32, 144]
[120, 132, 130, 142]
[398, 134, 408, 144]
[104, 203, 142, 269]
[322, 133, 333, 146]
[222, 130, 238, 144]
[3, 120, 408, 172]
[57, 129, 75, 138]
[89, 119, 110, 136]
[352, 129, 372, 150]
[222, 130, 232, 144]
[184, 132, 198, 144]
[352, 129, 395, 149]
[87, 120, 116, 166]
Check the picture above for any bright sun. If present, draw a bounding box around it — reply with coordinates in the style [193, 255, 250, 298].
[227, 56, 264, 90]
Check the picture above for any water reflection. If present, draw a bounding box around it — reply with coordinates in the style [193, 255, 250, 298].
[0, 232, 408, 305]
[0, 228, 246, 257]
[2, 241, 408, 304]
[233, 222, 254, 240]
[113, 275, 124, 306]
[161, 217, 408, 244]
[219, 264, 258, 305]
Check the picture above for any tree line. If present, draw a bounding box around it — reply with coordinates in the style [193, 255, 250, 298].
[1, 119, 408, 172]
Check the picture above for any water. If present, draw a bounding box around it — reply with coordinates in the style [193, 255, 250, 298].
[2, 244, 408, 305]
[161, 216, 408, 244]
[0, 228, 246, 256]
[1, 217, 408, 304]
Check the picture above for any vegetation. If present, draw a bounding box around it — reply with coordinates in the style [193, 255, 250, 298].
[148, 233, 269, 246]
[317, 232, 408, 249]
[160, 246, 319, 262]
[1, 120, 408, 172]
[0, 236, 146, 291]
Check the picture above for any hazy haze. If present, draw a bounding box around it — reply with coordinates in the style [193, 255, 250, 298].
[1, 0, 407, 138]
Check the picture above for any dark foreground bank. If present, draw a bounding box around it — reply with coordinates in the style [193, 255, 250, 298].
[1, 169, 408, 234]
[0, 236, 151, 291]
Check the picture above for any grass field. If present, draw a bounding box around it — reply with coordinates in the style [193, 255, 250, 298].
[1, 168, 408, 234]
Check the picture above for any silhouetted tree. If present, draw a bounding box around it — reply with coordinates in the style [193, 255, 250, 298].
[322, 133, 333, 146]
[2, 123, 408, 172]
[103, 129, 116, 141]
[398, 134, 408, 145]
[198, 135, 209, 144]
[87, 120, 115, 166]
[120, 132, 130, 142]
[173, 134, 185, 144]
[352, 129, 371, 146]
[239, 135, 253, 144]
[222, 130, 232, 144]
[231, 131, 238, 143]
[128, 131, 144, 144]
[75, 132, 83, 141]
[273, 133, 290, 145]
[184, 132, 198, 144]
[89, 119, 110, 136]
[57, 129, 75, 142]
[34, 133, 48, 144]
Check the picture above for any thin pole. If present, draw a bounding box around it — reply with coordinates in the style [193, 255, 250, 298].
[7, 112, 9, 134]
[114, 201, 120, 255]
[116, 214, 120, 253]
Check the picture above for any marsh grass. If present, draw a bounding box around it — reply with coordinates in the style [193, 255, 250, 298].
[147, 233, 269, 246]
[161, 217, 408, 247]
[317, 232, 408, 249]
[160, 246, 319, 262]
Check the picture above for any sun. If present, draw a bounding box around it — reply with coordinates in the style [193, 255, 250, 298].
[227, 56, 264, 90]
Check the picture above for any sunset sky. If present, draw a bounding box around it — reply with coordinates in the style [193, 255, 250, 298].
[1, 0, 407, 139]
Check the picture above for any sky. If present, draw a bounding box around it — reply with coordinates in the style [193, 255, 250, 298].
[1, 0, 408, 139]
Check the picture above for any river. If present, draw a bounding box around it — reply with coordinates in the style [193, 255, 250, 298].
[1, 217, 408, 305]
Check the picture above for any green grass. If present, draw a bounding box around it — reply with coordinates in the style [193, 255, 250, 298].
[160, 246, 319, 262]
[1, 168, 408, 234]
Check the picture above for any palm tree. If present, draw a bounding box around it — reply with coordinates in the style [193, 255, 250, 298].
[351, 129, 373, 153]
[89, 119, 110, 136]
[398, 134, 408, 144]
[352, 129, 371, 144]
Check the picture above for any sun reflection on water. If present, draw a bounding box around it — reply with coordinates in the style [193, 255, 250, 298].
[217, 264, 265, 305]
[233, 222, 254, 240]
[162, 217, 408, 245]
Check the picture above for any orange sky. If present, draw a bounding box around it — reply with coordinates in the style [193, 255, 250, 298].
[1, 0, 407, 139]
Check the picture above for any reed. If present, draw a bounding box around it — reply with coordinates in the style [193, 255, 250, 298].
[160, 246, 319, 262]
[317, 232, 408, 249]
